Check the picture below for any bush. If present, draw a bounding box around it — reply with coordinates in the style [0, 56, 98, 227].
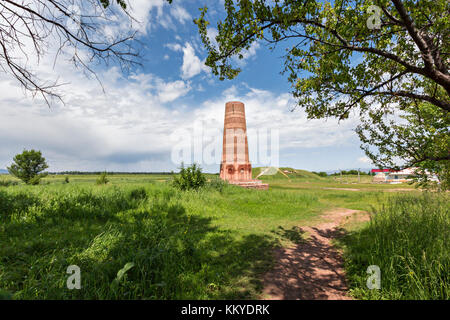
[172, 163, 206, 191]
[64, 176, 70, 184]
[343, 193, 449, 299]
[96, 172, 109, 185]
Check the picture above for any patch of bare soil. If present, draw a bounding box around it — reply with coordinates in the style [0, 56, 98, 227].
[262, 208, 365, 300]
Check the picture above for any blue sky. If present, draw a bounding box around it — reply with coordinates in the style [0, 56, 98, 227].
[0, 0, 373, 173]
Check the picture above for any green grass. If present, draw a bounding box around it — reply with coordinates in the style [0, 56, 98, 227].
[0, 176, 325, 299]
[340, 193, 449, 300]
[253, 167, 325, 181]
[0, 172, 446, 300]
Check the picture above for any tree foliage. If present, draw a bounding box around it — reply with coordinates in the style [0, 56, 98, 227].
[357, 101, 449, 189]
[195, 0, 449, 188]
[7, 149, 49, 185]
[172, 163, 206, 191]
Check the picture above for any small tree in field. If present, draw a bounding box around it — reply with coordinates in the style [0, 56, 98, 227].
[173, 163, 206, 191]
[7, 149, 48, 185]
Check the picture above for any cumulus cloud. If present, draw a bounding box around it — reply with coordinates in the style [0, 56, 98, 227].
[180, 43, 210, 79]
[0, 20, 360, 174]
[157, 80, 191, 103]
[121, 0, 192, 33]
[170, 5, 192, 24]
[0, 65, 361, 172]
[0, 53, 194, 172]
[197, 86, 360, 151]
[233, 41, 261, 66]
[167, 42, 210, 79]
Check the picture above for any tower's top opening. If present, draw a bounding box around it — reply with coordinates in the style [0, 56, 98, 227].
[225, 101, 245, 114]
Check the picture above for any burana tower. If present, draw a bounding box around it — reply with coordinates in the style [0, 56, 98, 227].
[220, 101, 268, 189]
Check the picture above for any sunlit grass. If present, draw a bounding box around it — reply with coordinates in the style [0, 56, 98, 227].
[0, 173, 443, 300]
[0, 178, 323, 299]
[341, 193, 449, 300]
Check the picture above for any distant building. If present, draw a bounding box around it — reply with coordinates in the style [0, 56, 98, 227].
[371, 168, 439, 184]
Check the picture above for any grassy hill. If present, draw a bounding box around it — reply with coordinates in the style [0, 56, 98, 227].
[252, 167, 324, 181]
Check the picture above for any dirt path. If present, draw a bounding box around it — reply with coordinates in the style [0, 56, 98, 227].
[262, 208, 366, 300]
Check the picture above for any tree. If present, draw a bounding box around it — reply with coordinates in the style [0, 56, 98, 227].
[357, 101, 449, 189]
[195, 0, 449, 188]
[7, 149, 49, 185]
[0, 0, 172, 105]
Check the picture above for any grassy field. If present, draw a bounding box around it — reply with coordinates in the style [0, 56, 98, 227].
[0, 170, 447, 299]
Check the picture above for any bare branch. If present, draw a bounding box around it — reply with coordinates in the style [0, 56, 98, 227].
[0, 0, 141, 106]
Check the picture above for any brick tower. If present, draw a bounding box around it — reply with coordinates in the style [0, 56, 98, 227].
[220, 101, 268, 189]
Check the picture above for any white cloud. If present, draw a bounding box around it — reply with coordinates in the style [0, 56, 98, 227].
[180, 42, 210, 79]
[0, 32, 360, 173]
[0, 54, 194, 171]
[99, 0, 168, 35]
[170, 5, 192, 24]
[0, 69, 361, 172]
[241, 41, 261, 60]
[166, 43, 183, 51]
[105, 1, 191, 34]
[233, 41, 261, 66]
[167, 42, 210, 79]
[157, 80, 191, 103]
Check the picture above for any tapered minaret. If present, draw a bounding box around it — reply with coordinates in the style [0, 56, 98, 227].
[220, 101, 252, 181]
[220, 101, 268, 189]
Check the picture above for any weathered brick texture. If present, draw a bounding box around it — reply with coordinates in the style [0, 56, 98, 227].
[220, 101, 269, 190]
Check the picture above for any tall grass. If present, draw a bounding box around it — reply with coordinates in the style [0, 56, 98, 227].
[0, 182, 321, 299]
[343, 193, 449, 300]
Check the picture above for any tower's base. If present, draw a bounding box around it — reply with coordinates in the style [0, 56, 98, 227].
[228, 180, 269, 190]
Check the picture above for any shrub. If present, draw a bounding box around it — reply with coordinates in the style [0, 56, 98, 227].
[96, 172, 109, 185]
[64, 176, 70, 184]
[172, 163, 206, 191]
